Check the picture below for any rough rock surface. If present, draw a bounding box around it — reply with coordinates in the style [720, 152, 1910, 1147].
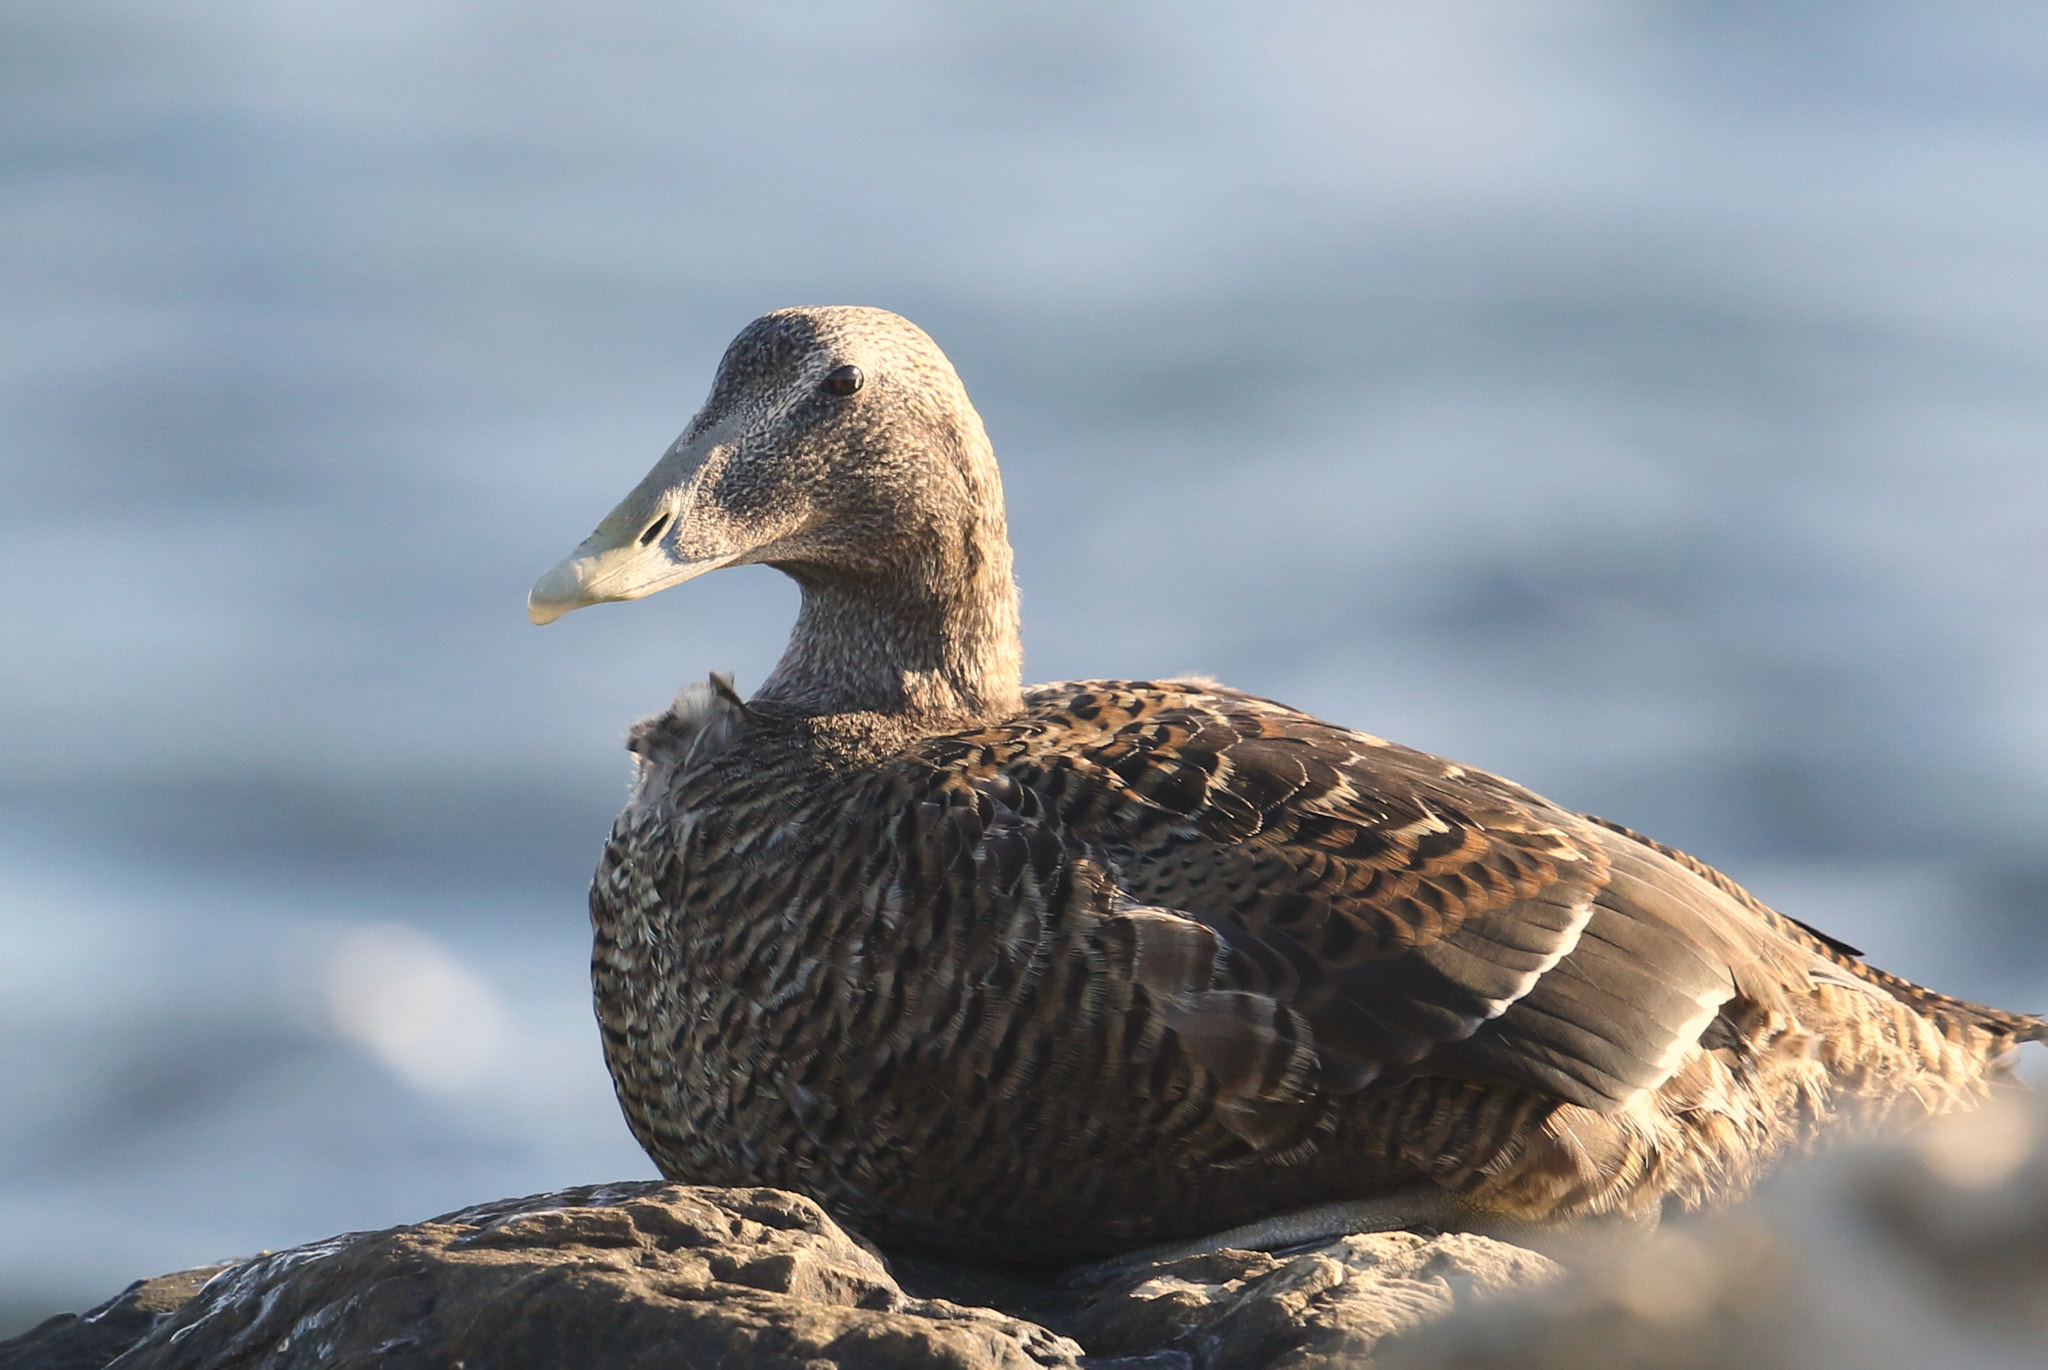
[15, 1090, 2048, 1370]
[0, 1268, 227, 1370]
[0, 1187, 1550, 1370]
[0, 1186, 1084, 1370]
[1057, 1233, 1559, 1370]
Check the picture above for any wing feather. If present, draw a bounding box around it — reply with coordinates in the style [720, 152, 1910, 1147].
[1000, 684, 1805, 1120]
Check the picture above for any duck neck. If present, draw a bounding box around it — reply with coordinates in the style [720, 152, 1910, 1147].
[755, 509, 1024, 730]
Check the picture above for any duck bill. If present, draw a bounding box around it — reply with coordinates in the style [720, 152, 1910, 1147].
[526, 431, 736, 625]
[526, 539, 735, 625]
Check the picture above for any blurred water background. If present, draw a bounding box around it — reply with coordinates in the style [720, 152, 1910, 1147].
[5, 0, 2048, 1331]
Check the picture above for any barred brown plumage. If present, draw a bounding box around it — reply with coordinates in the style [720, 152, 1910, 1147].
[532, 306, 2045, 1263]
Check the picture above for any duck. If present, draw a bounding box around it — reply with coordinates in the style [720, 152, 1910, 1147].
[528, 305, 2044, 1265]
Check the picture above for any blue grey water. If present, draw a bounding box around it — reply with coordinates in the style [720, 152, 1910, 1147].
[5, 0, 2048, 1324]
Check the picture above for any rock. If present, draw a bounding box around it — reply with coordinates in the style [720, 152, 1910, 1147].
[22, 1094, 2048, 1370]
[0, 1182, 1559, 1370]
[0, 1185, 1086, 1370]
[1058, 1232, 1561, 1370]
[0, 1186, 1554, 1370]
[1381, 1090, 2048, 1370]
[0, 1268, 227, 1370]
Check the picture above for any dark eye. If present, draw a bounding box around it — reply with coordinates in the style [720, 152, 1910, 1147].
[822, 364, 863, 397]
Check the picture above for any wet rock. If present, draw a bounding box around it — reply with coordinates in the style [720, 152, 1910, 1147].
[22, 1097, 2048, 1370]
[0, 1183, 1558, 1370]
[0, 1185, 1556, 1370]
[0, 1268, 227, 1370]
[0, 1185, 1084, 1370]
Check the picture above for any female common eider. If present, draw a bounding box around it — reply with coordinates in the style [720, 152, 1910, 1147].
[529, 306, 2043, 1264]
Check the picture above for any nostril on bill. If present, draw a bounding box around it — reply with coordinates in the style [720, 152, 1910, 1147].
[638, 513, 673, 547]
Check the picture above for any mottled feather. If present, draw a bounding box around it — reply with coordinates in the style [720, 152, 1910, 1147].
[592, 675, 2044, 1260]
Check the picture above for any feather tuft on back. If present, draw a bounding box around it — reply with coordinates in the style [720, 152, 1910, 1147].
[624, 674, 753, 814]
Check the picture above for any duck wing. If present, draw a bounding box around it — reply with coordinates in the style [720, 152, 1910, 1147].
[1003, 683, 1804, 1119]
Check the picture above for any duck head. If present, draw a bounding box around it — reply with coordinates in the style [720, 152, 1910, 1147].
[529, 306, 1022, 723]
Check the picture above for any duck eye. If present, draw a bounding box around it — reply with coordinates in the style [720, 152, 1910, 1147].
[822, 365, 863, 397]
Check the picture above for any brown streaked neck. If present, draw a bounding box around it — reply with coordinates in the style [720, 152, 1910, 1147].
[753, 510, 1025, 731]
